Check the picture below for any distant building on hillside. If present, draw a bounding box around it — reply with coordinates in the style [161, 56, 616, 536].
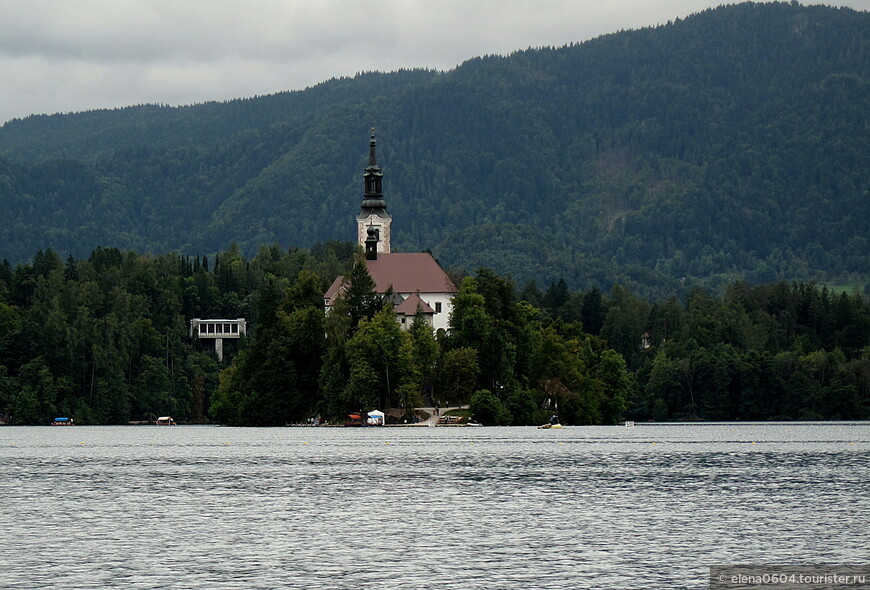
[324, 129, 456, 331]
[190, 318, 247, 361]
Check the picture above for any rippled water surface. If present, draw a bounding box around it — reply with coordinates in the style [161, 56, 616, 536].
[1, 423, 868, 589]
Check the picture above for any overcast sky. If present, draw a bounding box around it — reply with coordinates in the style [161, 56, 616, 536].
[1, 0, 867, 125]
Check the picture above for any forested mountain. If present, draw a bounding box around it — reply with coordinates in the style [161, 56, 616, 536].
[0, 2, 868, 298]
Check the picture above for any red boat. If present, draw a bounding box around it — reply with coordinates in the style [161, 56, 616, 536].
[344, 414, 364, 427]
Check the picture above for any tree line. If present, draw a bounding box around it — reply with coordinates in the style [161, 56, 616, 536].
[525, 278, 870, 421]
[1, 245, 867, 425]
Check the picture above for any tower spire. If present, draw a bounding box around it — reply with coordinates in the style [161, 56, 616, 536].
[357, 127, 391, 253]
[362, 127, 385, 208]
[368, 127, 378, 168]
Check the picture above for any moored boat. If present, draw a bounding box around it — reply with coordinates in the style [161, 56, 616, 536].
[539, 414, 562, 429]
[155, 416, 176, 426]
[51, 417, 74, 426]
[344, 414, 364, 427]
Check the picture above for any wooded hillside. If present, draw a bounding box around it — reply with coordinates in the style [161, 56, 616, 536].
[2, 246, 867, 425]
[0, 2, 867, 298]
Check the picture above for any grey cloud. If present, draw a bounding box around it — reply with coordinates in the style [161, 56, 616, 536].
[1, 0, 868, 123]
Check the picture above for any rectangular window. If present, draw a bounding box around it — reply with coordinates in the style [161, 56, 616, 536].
[208, 324, 215, 334]
[231, 324, 238, 334]
[224, 324, 231, 333]
[200, 324, 206, 334]
[435, 302, 442, 313]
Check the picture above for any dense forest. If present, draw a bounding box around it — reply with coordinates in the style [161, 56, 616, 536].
[0, 2, 867, 298]
[1, 245, 867, 425]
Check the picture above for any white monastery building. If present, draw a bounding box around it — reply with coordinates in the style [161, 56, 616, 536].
[324, 130, 456, 331]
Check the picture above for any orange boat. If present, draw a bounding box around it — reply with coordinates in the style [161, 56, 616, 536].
[344, 414, 364, 427]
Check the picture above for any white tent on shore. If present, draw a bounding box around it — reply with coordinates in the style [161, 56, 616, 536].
[367, 410, 385, 426]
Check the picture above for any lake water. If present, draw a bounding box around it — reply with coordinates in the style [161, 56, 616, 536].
[1, 423, 868, 589]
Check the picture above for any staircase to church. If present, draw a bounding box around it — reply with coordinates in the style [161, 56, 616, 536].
[422, 385, 435, 409]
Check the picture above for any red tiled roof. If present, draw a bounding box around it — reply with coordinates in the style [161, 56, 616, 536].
[395, 292, 435, 315]
[324, 275, 346, 303]
[365, 253, 456, 295]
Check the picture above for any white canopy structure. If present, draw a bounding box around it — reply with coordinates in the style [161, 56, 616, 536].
[367, 410, 385, 426]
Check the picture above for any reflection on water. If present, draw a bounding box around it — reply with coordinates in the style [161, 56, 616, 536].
[1, 423, 868, 589]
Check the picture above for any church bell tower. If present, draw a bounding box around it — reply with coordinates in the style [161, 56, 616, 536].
[357, 128, 391, 253]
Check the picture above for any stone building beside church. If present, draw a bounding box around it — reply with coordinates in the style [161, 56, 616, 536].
[324, 130, 456, 331]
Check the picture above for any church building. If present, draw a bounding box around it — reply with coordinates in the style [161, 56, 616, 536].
[324, 130, 456, 331]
